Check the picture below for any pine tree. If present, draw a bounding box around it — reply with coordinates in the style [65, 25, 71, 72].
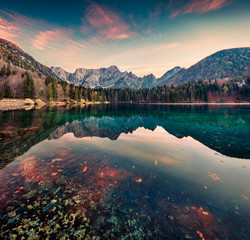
[48, 85, 53, 101]
[0, 65, 6, 76]
[6, 64, 11, 77]
[24, 73, 35, 98]
[52, 80, 57, 100]
[74, 88, 79, 101]
[5, 86, 12, 98]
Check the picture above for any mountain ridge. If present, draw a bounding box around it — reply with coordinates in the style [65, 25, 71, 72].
[51, 47, 250, 88]
[0, 38, 60, 80]
[0, 38, 249, 90]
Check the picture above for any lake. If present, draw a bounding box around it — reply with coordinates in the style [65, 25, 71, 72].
[0, 104, 250, 239]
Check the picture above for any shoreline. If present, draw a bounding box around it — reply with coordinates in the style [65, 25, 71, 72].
[0, 99, 250, 111]
[0, 99, 106, 111]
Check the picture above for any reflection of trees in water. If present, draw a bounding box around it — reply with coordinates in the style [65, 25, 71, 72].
[0, 104, 249, 169]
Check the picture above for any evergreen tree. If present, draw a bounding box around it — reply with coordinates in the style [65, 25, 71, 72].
[5, 86, 12, 98]
[6, 64, 11, 77]
[52, 80, 57, 100]
[48, 85, 53, 101]
[0, 65, 6, 76]
[74, 88, 79, 101]
[24, 72, 35, 98]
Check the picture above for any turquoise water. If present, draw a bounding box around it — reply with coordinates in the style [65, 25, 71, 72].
[0, 104, 250, 239]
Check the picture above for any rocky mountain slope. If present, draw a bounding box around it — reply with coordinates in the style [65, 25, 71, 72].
[1, 38, 249, 90]
[158, 48, 250, 86]
[51, 47, 250, 88]
[0, 38, 60, 80]
[50, 65, 157, 89]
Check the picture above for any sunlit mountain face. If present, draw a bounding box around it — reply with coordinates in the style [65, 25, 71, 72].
[0, 104, 250, 239]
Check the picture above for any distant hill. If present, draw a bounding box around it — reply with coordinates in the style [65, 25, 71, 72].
[157, 48, 250, 86]
[0, 38, 59, 80]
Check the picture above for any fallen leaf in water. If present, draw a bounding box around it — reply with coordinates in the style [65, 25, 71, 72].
[135, 178, 142, 183]
[197, 230, 204, 240]
[82, 166, 88, 172]
[241, 195, 248, 200]
[208, 172, 220, 182]
[198, 207, 211, 216]
[51, 158, 63, 164]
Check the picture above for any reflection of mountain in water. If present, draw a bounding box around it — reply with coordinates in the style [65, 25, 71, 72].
[0, 104, 249, 169]
[49, 104, 250, 159]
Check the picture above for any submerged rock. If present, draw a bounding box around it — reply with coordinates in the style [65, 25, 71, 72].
[7, 211, 16, 218]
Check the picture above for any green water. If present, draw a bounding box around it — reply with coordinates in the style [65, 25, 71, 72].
[0, 104, 250, 239]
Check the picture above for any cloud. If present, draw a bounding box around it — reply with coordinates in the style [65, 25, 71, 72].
[31, 29, 66, 50]
[0, 17, 18, 40]
[169, 0, 230, 18]
[81, 3, 136, 41]
[0, 10, 37, 42]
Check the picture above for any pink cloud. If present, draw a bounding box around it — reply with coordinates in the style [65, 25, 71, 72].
[31, 29, 87, 50]
[169, 0, 230, 18]
[82, 4, 136, 41]
[0, 17, 19, 40]
[0, 10, 87, 52]
[32, 29, 63, 50]
[0, 10, 36, 26]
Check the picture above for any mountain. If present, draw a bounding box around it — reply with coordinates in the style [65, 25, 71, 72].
[0, 39, 59, 80]
[51, 47, 250, 88]
[1, 38, 249, 90]
[51, 65, 157, 89]
[155, 66, 184, 87]
[158, 48, 250, 86]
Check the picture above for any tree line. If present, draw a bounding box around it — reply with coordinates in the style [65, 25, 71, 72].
[1, 63, 250, 103]
[62, 77, 250, 103]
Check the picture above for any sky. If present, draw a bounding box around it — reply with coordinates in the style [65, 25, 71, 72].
[0, 0, 250, 77]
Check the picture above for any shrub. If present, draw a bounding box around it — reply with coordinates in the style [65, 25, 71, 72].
[40, 89, 45, 97]
[25, 98, 34, 105]
[35, 99, 42, 106]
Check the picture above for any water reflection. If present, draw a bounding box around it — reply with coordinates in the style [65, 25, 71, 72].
[0, 104, 250, 239]
[0, 104, 249, 169]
